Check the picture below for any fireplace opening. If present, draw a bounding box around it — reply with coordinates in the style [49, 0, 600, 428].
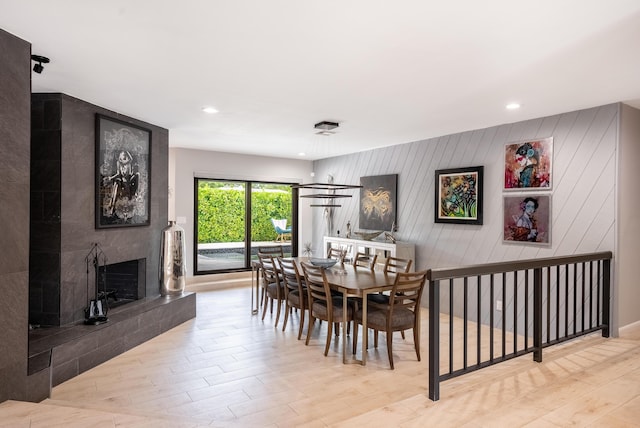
[98, 259, 146, 309]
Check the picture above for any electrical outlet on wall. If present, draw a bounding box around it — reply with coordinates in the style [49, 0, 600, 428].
[496, 300, 502, 311]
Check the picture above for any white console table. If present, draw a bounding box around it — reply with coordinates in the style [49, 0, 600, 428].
[322, 236, 415, 270]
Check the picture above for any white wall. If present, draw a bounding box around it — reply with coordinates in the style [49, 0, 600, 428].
[618, 104, 640, 327]
[169, 148, 313, 277]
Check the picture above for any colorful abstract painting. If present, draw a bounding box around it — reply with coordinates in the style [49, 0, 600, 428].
[435, 166, 483, 225]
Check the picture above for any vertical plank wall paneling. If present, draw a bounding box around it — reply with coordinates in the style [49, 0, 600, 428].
[311, 104, 618, 329]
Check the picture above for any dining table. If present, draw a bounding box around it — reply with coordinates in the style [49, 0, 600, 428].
[294, 257, 396, 365]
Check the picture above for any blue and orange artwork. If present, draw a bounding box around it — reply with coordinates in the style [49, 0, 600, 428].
[504, 137, 553, 190]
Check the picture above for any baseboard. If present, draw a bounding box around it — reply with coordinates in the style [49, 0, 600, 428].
[186, 271, 252, 292]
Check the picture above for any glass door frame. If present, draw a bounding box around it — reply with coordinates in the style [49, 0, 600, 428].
[193, 177, 298, 275]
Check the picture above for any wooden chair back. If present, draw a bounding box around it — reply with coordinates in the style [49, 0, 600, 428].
[327, 247, 346, 263]
[387, 270, 428, 317]
[278, 257, 305, 300]
[258, 253, 280, 288]
[383, 256, 413, 273]
[352, 252, 378, 271]
[300, 262, 331, 309]
[258, 245, 284, 257]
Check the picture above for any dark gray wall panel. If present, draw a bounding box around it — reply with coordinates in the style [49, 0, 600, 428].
[0, 27, 31, 403]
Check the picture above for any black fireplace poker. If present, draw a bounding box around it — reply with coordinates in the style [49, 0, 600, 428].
[84, 242, 109, 325]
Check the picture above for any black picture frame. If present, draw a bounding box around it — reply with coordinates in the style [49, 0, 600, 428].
[434, 166, 483, 225]
[95, 114, 151, 228]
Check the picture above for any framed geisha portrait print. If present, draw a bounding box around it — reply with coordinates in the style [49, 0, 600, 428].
[504, 137, 553, 191]
[503, 194, 551, 246]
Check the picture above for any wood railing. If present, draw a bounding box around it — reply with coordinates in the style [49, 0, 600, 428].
[427, 251, 612, 401]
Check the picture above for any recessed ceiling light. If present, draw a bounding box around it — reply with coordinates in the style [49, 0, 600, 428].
[202, 106, 218, 114]
[298, 152, 306, 157]
[506, 103, 521, 110]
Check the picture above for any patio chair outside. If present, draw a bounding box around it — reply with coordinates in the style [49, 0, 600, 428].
[271, 218, 292, 242]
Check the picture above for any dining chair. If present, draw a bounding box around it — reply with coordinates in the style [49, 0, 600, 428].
[368, 256, 413, 304]
[257, 246, 284, 306]
[278, 257, 308, 339]
[327, 247, 346, 263]
[300, 262, 353, 356]
[259, 253, 286, 327]
[352, 252, 378, 271]
[369, 256, 414, 343]
[352, 270, 428, 369]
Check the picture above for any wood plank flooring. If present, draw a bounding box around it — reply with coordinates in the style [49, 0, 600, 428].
[1, 285, 639, 427]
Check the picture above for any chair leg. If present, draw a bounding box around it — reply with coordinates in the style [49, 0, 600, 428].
[305, 315, 315, 345]
[414, 326, 421, 361]
[374, 329, 379, 348]
[386, 331, 395, 370]
[334, 322, 340, 337]
[297, 308, 305, 340]
[282, 302, 290, 332]
[325, 320, 333, 356]
[261, 296, 270, 321]
[352, 322, 359, 354]
[401, 330, 406, 339]
[274, 299, 282, 327]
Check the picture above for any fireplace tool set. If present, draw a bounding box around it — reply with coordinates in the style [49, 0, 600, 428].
[84, 242, 109, 325]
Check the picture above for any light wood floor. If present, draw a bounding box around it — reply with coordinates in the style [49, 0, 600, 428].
[2, 286, 640, 427]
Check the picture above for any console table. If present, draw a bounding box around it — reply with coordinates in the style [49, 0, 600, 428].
[322, 236, 415, 270]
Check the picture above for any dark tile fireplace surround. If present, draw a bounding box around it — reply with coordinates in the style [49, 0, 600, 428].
[26, 93, 196, 394]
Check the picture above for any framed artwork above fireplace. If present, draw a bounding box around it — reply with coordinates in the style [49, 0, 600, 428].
[95, 114, 151, 228]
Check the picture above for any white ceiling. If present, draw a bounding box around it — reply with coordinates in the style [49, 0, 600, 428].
[2, 1, 640, 160]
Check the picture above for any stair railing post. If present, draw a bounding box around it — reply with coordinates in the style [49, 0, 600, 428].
[533, 267, 543, 362]
[428, 275, 440, 401]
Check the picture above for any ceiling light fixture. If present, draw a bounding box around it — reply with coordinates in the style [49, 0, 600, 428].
[31, 54, 50, 74]
[292, 179, 362, 208]
[314, 121, 339, 131]
[506, 103, 521, 110]
[202, 106, 218, 114]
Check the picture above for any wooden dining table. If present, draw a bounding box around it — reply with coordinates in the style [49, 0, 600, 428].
[294, 258, 396, 365]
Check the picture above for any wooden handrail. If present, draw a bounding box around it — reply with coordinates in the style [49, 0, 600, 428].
[427, 251, 613, 280]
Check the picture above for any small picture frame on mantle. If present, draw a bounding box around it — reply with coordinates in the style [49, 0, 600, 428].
[434, 166, 483, 225]
[95, 114, 151, 228]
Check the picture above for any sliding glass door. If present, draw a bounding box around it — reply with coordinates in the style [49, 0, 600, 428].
[194, 178, 296, 274]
